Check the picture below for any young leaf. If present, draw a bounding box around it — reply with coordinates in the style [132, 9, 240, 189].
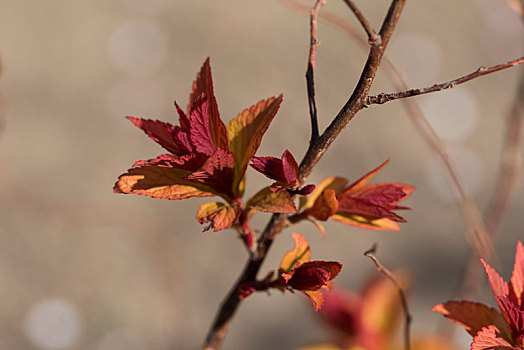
[301, 176, 348, 210]
[431, 301, 509, 337]
[114, 164, 218, 200]
[197, 201, 239, 232]
[227, 95, 283, 196]
[189, 94, 228, 156]
[470, 326, 515, 350]
[114, 154, 219, 200]
[246, 187, 297, 214]
[188, 58, 228, 151]
[285, 261, 342, 292]
[251, 150, 299, 191]
[331, 213, 401, 231]
[303, 290, 326, 312]
[305, 189, 339, 221]
[280, 232, 311, 273]
[126, 116, 190, 156]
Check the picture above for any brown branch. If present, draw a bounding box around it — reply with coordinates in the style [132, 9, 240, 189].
[306, 0, 325, 143]
[298, 0, 406, 183]
[282, 0, 495, 263]
[364, 243, 411, 350]
[203, 1, 407, 348]
[342, 0, 378, 42]
[364, 57, 524, 107]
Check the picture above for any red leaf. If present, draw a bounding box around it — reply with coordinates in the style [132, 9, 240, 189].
[286, 261, 342, 291]
[497, 296, 524, 339]
[227, 95, 283, 196]
[246, 187, 297, 215]
[251, 150, 299, 191]
[185, 148, 235, 201]
[482, 259, 510, 312]
[431, 301, 510, 338]
[189, 95, 227, 156]
[470, 326, 515, 350]
[188, 58, 228, 150]
[126, 116, 191, 156]
[510, 240, 524, 307]
[320, 287, 362, 335]
[344, 159, 391, 192]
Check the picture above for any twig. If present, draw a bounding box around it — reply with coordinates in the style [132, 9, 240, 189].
[298, 0, 406, 183]
[342, 0, 378, 42]
[364, 243, 411, 350]
[306, 0, 325, 143]
[364, 57, 524, 107]
[281, 0, 495, 263]
[203, 1, 407, 348]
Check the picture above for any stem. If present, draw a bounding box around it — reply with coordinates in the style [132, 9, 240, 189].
[342, 0, 378, 42]
[203, 1, 407, 348]
[306, 0, 325, 143]
[281, 0, 496, 263]
[364, 57, 524, 107]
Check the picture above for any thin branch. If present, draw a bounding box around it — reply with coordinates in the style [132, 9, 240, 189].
[203, 1, 407, 348]
[306, 0, 325, 143]
[342, 0, 378, 42]
[282, 0, 495, 263]
[298, 0, 406, 183]
[364, 243, 411, 350]
[364, 57, 524, 107]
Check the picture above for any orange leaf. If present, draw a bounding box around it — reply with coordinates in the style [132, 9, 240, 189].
[307, 189, 339, 221]
[470, 325, 515, 350]
[303, 290, 325, 311]
[301, 176, 348, 210]
[280, 232, 311, 272]
[196, 201, 239, 232]
[246, 187, 297, 214]
[227, 96, 283, 196]
[431, 301, 509, 338]
[331, 213, 400, 231]
[344, 158, 390, 192]
[114, 165, 217, 200]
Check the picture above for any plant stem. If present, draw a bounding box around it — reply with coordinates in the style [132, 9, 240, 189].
[202, 1, 407, 348]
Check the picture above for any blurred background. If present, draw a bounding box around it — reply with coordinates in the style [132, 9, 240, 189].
[0, 0, 522, 349]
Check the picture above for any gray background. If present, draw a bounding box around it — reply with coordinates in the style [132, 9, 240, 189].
[0, 0, 522, 349]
